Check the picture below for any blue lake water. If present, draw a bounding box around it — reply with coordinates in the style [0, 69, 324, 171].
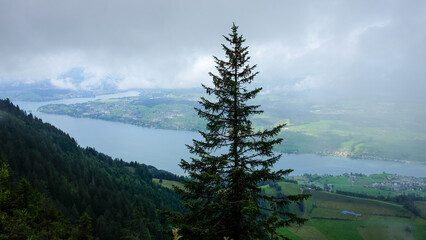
[13, 94, 426, 177]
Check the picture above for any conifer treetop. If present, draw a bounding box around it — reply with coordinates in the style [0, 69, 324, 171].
[167, 23, 309, 240]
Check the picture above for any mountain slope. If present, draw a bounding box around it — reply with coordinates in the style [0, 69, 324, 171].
[0, 99, 183, 240]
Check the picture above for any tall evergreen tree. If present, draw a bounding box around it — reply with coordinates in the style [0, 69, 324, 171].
[77, 212, 94, 240]
[168, 24, 309, 240]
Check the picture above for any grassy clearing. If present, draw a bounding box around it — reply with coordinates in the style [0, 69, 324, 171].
[310, 207, 359, 220]
[287, 225, 327, 240]
[304, 207, 420, 240]
[413, 218, 426, 239]
[312, 192, 411, 218]
[276, 227, 304, 240]
[357, 216, 416, 240]
[320, 175, 352, 185]
[333, 185, 397, 197]
[261, 181, 426, 239]
[152, 178, 184, 190]
[260, 182, 301, 196]
[279, 182, 301, 195]
[415, 201, 426, 219]
[308, 219, 364, 240]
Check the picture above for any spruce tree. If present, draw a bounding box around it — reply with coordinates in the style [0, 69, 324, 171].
[168, 24, 309, 240]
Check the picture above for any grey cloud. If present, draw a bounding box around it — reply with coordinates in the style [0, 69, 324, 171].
[0, 0, 425, 99]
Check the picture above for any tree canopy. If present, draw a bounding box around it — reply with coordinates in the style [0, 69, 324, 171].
[0, 98, 184, 239]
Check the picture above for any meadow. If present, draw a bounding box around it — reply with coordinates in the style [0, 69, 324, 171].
[155, 177, 426, 239]
[266, 182, 426, 240]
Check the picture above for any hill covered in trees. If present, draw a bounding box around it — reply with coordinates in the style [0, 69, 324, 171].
[0, 98, 183, 239]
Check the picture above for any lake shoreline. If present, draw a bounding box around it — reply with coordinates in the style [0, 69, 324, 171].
[12, 97, 426, 177]
[318, 151, 426, 165]
[36, 109, 426, 166]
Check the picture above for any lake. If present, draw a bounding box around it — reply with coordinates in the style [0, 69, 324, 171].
[13, 94, 426, 177]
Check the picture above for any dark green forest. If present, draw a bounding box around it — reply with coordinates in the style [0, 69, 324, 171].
[0, 99, 184, 239]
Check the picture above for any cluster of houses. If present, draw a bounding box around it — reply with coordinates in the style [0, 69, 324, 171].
[295, 173, 426, 196]
[367, 175, 425, 193]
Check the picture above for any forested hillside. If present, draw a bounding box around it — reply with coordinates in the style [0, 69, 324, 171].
[0, 99, 183, 239]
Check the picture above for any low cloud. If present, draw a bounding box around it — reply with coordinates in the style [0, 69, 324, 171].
[176, 55, 215, 88]
[0, 0, 425, 99]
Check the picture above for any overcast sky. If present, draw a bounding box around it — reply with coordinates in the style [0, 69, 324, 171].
[0, 0, 425, 98]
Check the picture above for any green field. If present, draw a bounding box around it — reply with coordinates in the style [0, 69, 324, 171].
[415, 201, 426, 219]
[154, 177, 426, 239]
[266, 183, 426, 240]
[152, 178, 184, 190]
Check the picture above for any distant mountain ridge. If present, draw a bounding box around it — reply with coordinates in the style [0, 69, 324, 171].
[0, 98, 183, 240]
